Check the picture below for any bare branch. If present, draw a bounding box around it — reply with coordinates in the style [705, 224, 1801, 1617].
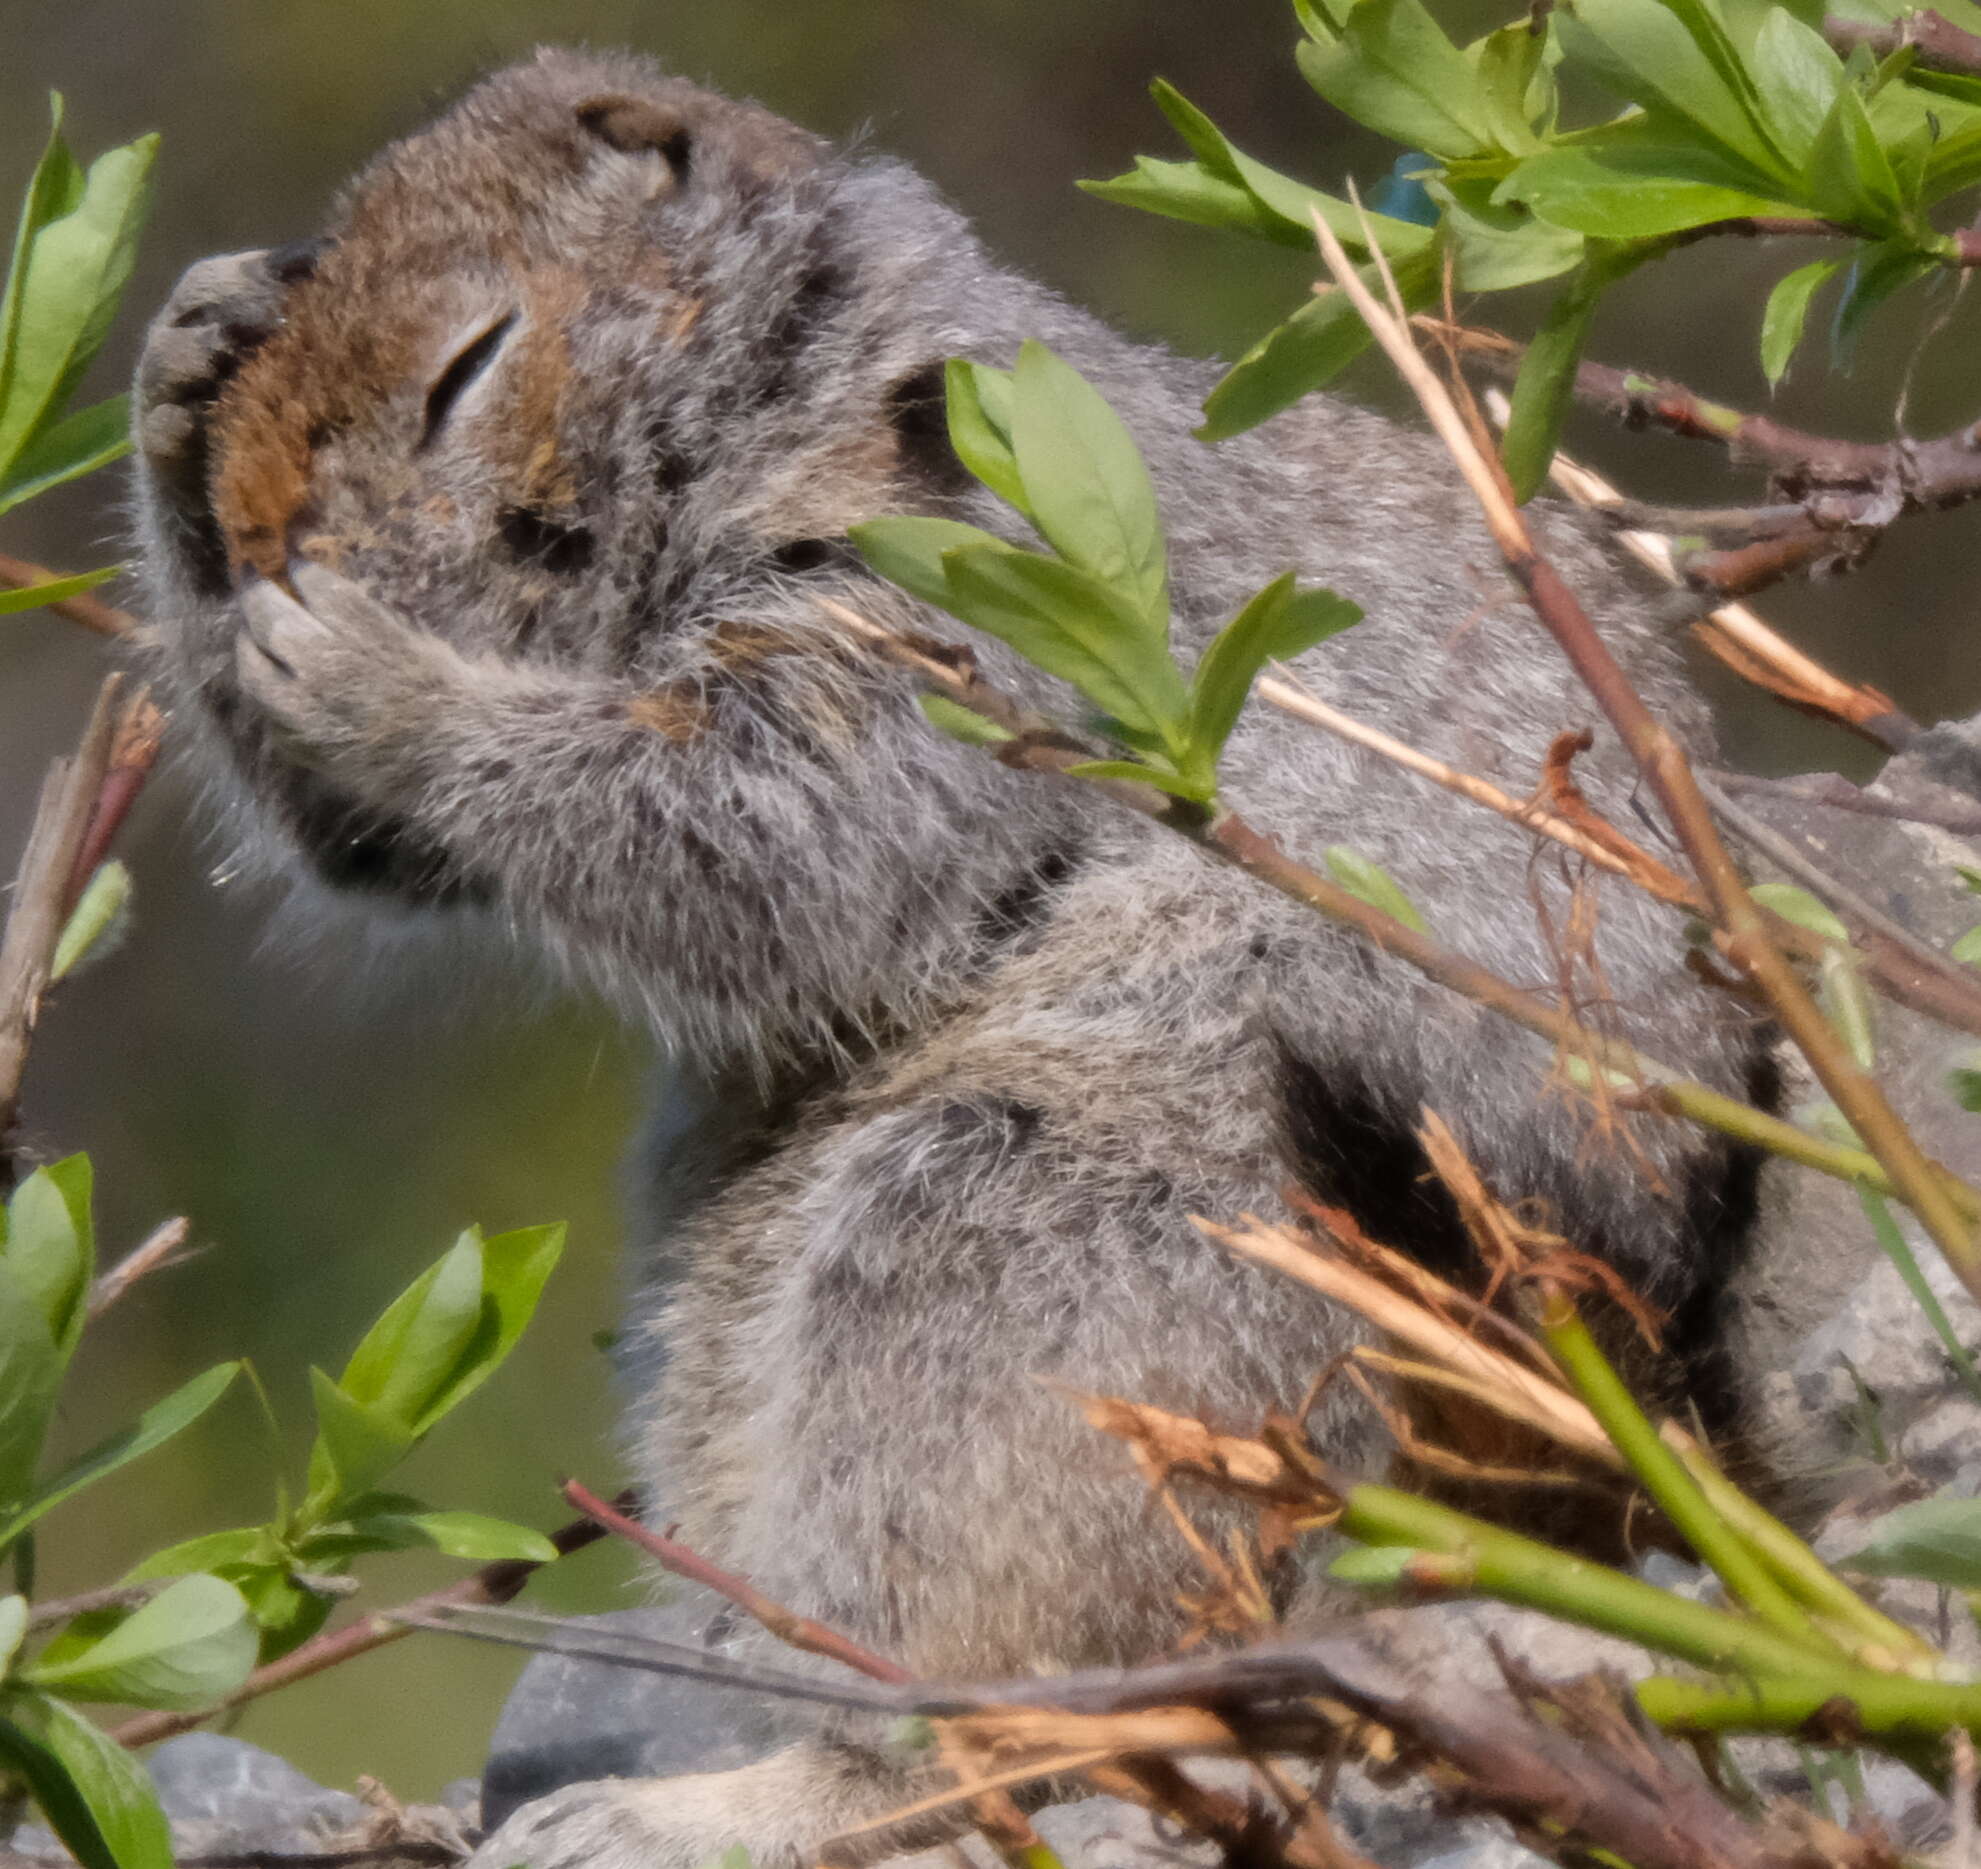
[0, 680, 123, 1187]
[1827, 8, 1981, 75]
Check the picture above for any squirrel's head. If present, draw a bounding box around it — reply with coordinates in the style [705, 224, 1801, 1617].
[185, 50, 963, 900]
[210, 50, 846, 642]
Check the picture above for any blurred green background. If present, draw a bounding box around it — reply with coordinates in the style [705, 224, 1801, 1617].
[3, 0, 1979, 1802]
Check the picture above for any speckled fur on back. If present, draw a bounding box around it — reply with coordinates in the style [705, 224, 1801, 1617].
[132, 48, 1771, 1869]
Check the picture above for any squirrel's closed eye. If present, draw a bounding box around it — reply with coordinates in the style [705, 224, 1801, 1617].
[418, 310, 518, 450]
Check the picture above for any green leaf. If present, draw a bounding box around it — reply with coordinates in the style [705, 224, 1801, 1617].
[50, 859, 132, 983]
[943, 361, 1026, 513]
[1080, 158, 1312, 249]
[1953, 925, 1981, 965]
[1501, 265, 1607, 504]
[427, 1222, 563, 1431]
[1950, 1061, 1981, 1109]
[1009, 342, 1167, 624]
[1145, 83, 1438, 256]
[0, 1265, 65, 1526]
[1061, 759, 1213, 802]
[1807, 83, 1909, 227]
[1749, 882, 1849, 944]
[28, 1575, 255, 1711]
[1746, 9, 1846, 159]
[0, 104, 86, 433]
[916, 693, 1012, 748]
[0, 1595, 27, 1676]
[329, 1511, 558, 1563]
[305, 1369, 416, 1507]
[848, 516, 1015, 610]
[1500, 138, 1808, 238]
[1846, 1493, 1981, 1586]
[0, 566, 116, 617]
[1297, 0, 1501, 158]
[0, 396, 129, 516]
[339, 1230, 486, 1429]
[939, 546, 1191, 744]
[0, 1363, 239, 1550]
[0, 122, 157, 484]
[1558, 0, 1788, 178]
[1832, 238, 1938, 356]
[0, 1686, 172, 1869]
[1469, 17, 1561, 149]
[123, 1527, 276, 1583]
[1198, 247, 1441, 442]
[1324, 847, 1429, 932]
[5, 1156, 94, 1357]
[1435, 180, 1585, 291]
[1861, 1187, 1981, 1404]
[1758, 259, 1842, 384]
[1189, 574, 1361, 766]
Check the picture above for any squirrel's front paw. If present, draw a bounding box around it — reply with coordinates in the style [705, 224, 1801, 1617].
[135, 245, 317, 574]
[236, 562, 462, 787]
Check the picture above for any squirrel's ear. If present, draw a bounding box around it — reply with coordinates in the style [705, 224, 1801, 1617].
[575, 96, 692, 186]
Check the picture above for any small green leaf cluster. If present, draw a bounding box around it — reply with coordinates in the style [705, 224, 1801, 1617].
[0, 1159, 562, 1869]
[851, 342, 1359, 804]
[0, 99, 154, 613]
[1088, 0, 1981, 490]
[107, 1223, 565, 1665]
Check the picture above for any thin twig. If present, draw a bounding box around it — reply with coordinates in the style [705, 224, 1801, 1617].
[1706, 769, 1981, 837]
[110, 1506, 615, 1748]
[1314, 204, 1981, 1309]
[1477, 385, 1915, 752]
[1257, 664, 1687, 896]
[87, 1216, 195, 1320]
[1827, 8, 1981, 75]
[64, 691, 164, 913]
[557, 1481, 1056, 1867]
[0, 554, 135, 640]
[559, 1479, 910, 1683]
[1421, 315, 1981, 597]
[1700, 775, 1981, 1040]
[0, 680, 122, 1189]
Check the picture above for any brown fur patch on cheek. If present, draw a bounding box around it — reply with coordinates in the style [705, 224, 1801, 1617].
[210, 384, 316, 582]
[210, 284, 423, 583]
[492, 268, 586, 511]
[627, 684, 711, 740]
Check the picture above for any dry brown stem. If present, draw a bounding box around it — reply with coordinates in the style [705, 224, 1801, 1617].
[87, 1215, 195, 1320]
[0, 679, 122, 1187]
[1197, 1214, 1616, 1467]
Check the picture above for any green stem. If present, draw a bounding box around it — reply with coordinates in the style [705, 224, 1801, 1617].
[1637, 1668, 1981, 1741]
[1337, 1484, 1831, 1681]
[1667, 1428, 1938, 1669]
[1538, 1298, 1827, 1651]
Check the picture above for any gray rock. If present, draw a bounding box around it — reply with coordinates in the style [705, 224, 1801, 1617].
[147, 1731, 366, 1842]
[480, 1597, 805, 1831]
[5, 1734, 373, 1863]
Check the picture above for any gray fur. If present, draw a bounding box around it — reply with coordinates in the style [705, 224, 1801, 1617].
[132, 49, 1770, 1868]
